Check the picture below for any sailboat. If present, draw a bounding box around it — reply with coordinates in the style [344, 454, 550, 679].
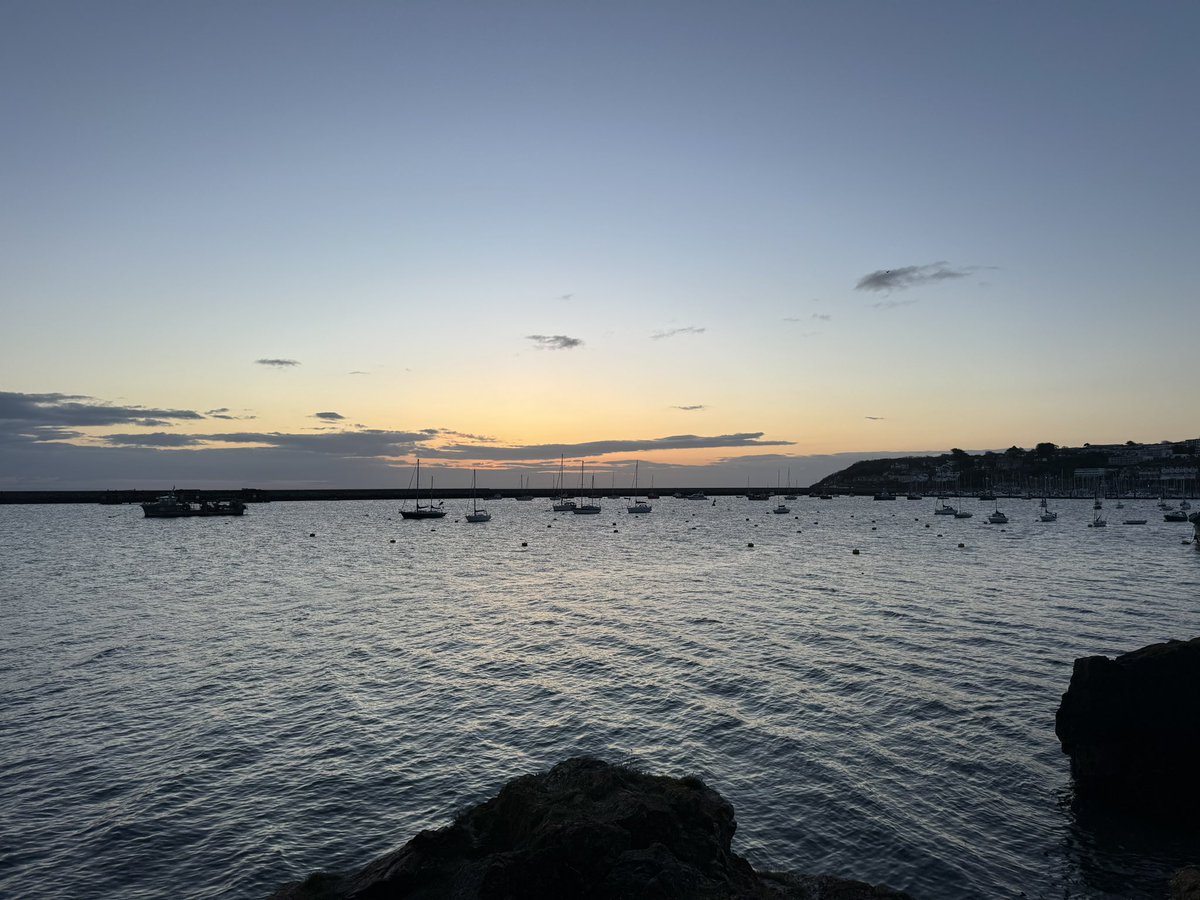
[986, 500, 1008, 524]
[465, 470, 492, 523]
[573, 461, 602, 514]
[1039, 497, 1057, 522]
[784, 467, 798, 501]
[516, 473, 534, 500]
[552, 456, 577, 512]
[935, 497, 957, 516]
[646, 475, 660, 500]
[626, 461, 652, 514]
[400, 458, 446, 519]
[1090, 508, 1107, 528]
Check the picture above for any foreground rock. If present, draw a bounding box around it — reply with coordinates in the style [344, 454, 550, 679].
[271, 757, 910, 899]
[1055, 636, 1200, 816]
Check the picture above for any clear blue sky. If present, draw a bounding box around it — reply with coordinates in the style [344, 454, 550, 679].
[2, 1, 1197, 488]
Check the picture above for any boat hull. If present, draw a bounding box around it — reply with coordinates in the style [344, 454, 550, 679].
[401, 508, 446, 520]
[142, 500, 245, 518]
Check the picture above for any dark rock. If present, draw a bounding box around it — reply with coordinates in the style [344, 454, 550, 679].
[1170, 866, 1200, 899]
[1055, 637, 1200, 816]
[270, 757, 910, 899]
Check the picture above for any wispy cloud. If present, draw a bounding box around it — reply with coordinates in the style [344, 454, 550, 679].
[348, 370, 370, 376]
[650, 326, 706, 340]
[526, 334, 583, 350]
[557, 293, 575, 301]
[205, 407, 256, 420]
[812, 313, 831, 321]
[255, 358, 300, 367]
[102, 432, 205, 447]
[311, 411, 345, 420]
[672, 405, 707, 411]
[855, 262, 968, 293]
[865, 416, 886, 421]
[871, 298, 918, 310]
[423, 432, 792, 462]
[424, 427, 497, 443]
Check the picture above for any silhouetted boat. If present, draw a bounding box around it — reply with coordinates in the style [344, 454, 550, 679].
[142, 492, 245, 518]
[551, 456, 576, 512]
[987, 503, 1008, 524]
[873, 491, 896, 501]
[773, 502, 790, 514]
[465, 470, 491, 523]
[515, 474, 534, 500]
[572, 462, 602, 514]
[400, 458, 446, 519]
[935, 498, 957, 516]
[1164, 509, 1188, 522]
[626, 461, 652, 514]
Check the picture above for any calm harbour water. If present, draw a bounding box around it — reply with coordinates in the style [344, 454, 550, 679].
[1, 497, 1198, 899]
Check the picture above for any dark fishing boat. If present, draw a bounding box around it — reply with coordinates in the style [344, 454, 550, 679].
[141, 492, 246, 518]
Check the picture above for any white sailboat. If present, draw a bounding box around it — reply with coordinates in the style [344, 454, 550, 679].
[626, 461, 652, 514]
[400, 458, 446, 519]
[465, 470, 492, 523]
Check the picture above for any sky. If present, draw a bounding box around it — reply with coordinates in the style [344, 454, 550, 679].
[2, 1, 1197, 489]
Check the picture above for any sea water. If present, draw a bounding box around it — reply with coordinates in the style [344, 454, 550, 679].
[1, 497, 1197, 898]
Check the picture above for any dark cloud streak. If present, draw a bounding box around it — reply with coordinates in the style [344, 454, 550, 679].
[855, 262, 968, 292]
[526, 334, 583, 350]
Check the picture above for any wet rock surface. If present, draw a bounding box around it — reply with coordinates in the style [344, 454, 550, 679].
[270, 757, 910, 899]
[1056, 636, 1200, 817]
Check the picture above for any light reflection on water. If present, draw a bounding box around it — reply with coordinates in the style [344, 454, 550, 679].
[1, 497, 1197, 899]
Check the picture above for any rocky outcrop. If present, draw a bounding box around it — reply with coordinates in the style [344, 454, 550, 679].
[1055, 637, 1200, 816]
[1170, 866, 1200, 900]
[270, 757, 910, 899]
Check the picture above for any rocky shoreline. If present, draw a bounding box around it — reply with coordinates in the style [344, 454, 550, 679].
[270, 757, 910, 899]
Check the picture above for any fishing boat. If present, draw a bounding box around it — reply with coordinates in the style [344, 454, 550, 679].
[873, 491, 896, 501]
[934, 498, 957, 516]
[141, 492, 246, 518]
[400, 458, 446, 519]
[572, 461, 602, 514]
[626, 461, 652, 514]
[1121, 519, 1147, 525]
[465, 470, 492, 523]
